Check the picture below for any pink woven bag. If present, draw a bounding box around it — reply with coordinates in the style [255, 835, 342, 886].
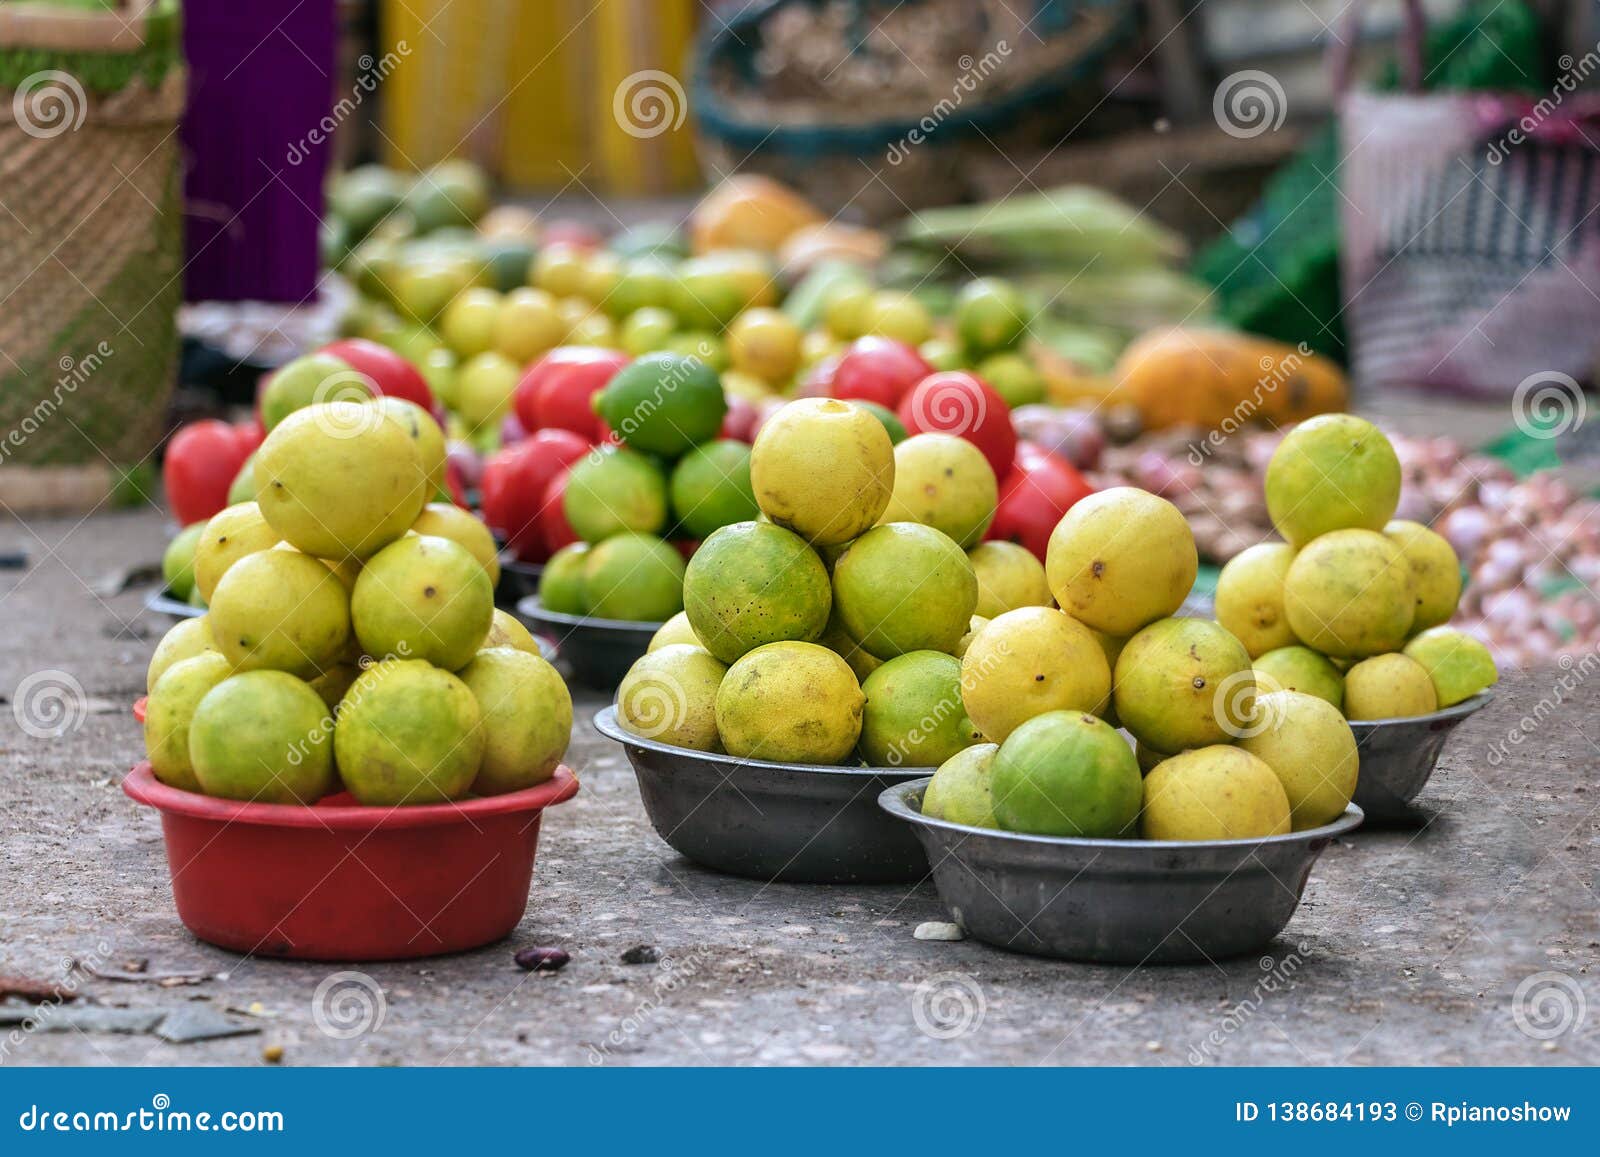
[1338, 1, 1600, 396]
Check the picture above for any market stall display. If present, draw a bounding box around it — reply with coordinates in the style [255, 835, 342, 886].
[118, 55, 1589, 979]
[132, 398, 577, 957]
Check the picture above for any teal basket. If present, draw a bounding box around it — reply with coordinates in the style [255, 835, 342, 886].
[692, 0, 1137, 218]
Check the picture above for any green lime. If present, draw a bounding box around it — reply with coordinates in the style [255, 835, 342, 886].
[669, 257, 755, 329]
[539, 542, 590, 614]
[161, 522, 206, 601]
[922, 742, 999, 827]
[976, 351, 1046, 408]
[854, 401, 906, 444]
[594, 353, 727, 456]
[582, 533, 685, 622]
[683, 521, 831, 663]
[919, 337, 966, 371]
[482, 237, 535, 293]
[991, 711, 1141, 837]
[832, 523, 977, 659]
[562, 447, 670, 542]
[823, 283, 874, 340]
[955, 277, 1029, 354]
[260, 353, 368, 430]
[669, 440, 758, 539]
[860, 650, 981, 767]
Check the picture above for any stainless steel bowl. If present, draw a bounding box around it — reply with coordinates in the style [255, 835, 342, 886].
[144, 588, 202, 621]
[594, 704, 932, 884]
[516, 595, 660, 689]
[879, 779, 1363, 963]
[1348, 692, 1492, 825]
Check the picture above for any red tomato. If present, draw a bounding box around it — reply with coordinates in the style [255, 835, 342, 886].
[232, 418, 265, 457]
[163, 420, 252, 526]
[832, 337, 931, 408]
[512, 347, 628, 440]
[530, 426, 589, 466]
[540, 468, 578, 556]
[897, 371, 1017, 482]
[479, 429, 590, 557]
[986, 442, 1094, 561]
[719, 395, 760, 443]
[320, 338, 435, 412]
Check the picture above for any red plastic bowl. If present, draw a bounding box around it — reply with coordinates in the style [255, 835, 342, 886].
[122, 762, 579, 961]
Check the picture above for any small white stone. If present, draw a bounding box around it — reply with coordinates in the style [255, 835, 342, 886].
[913, 921, 965, 941]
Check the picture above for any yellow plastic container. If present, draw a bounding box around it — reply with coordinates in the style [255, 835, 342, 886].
[382, 0, 698, 193]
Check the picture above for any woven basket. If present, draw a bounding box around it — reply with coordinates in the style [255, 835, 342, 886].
[0, 0, 184, 470]
[693, 0, 1135, 222]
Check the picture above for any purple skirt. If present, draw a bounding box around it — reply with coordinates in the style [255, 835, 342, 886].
[181, 0, 336, 303]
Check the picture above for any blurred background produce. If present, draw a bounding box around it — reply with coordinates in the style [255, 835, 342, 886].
[5, 0, 1594, 675]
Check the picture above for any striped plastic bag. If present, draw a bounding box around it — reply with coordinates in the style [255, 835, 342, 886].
[1340, 71, 1600, 395]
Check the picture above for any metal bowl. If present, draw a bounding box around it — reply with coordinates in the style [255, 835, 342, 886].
[879, 779, 1363, 964]
[1348, 692, 1492, 825]
[144, 588, 202, 621]
[516, 596, 660, 689]
[594, 704, 931, 884]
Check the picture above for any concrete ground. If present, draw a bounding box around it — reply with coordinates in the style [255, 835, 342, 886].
[1, 506, 1596, 1067]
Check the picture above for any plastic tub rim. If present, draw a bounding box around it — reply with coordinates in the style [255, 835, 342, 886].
[123, 761, 578, 831]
